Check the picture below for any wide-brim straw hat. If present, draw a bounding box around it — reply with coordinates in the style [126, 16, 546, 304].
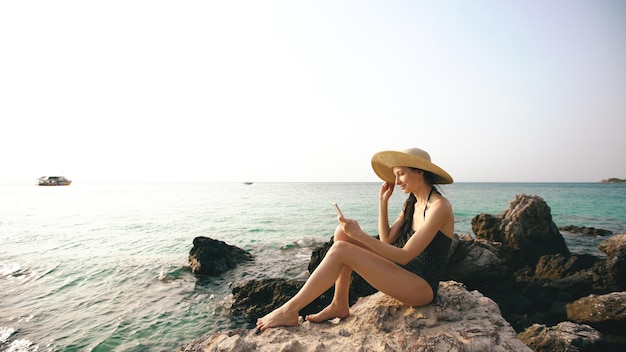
[371, 147, 453, 184]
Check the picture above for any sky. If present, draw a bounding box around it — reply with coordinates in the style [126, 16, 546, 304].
[1, 0, 625, 183]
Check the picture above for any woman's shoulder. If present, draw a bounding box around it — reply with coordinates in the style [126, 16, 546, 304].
[431, 193, 452, 211]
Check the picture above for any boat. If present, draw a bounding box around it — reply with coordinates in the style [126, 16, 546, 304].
[243, 182, 253, 185]
[38, 176, 72, 186]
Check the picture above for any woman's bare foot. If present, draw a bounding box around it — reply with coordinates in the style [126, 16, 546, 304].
[305, 302, 350, 323]
[256, 306, 300, 331]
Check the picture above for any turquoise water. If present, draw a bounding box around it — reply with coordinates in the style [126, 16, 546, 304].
[1, 182, 625, 351]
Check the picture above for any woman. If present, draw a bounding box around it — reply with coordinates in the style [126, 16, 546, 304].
[256, 147, 454, 331]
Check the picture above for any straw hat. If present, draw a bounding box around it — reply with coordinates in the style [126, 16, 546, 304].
[371, 147, 453, 184]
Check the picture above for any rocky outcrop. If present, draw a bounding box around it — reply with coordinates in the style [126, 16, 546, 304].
[471, 194, 569, 266]
[451, 197, 626, 351]
[188, 236, 253, 276]
[177, 281, 531, 352]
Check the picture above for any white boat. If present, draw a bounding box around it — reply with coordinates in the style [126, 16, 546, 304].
[38, 176, 72, 186]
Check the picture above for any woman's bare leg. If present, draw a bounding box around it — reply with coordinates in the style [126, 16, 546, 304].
[256, 238, 433, 331]
[256, 226, 353, 330]
[306, 227, 355, 322]
[256, 240, 349, 331]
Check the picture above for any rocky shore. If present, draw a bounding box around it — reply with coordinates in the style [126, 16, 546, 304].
[178, 282, 531, 351]
[178, 194, 625, 352]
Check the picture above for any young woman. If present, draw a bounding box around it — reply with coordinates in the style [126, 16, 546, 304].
[256, 147, 454, 331]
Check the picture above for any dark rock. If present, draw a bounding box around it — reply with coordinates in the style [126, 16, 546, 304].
[470, 213, 504, 242]
[597, 234, 626, 291]
[231, 237, 378, 324]
[518, 321, 609, 352]
[566, 292, 626, 334]
[229, 278, 333, 324]
[472, 194, 569, 266]
[188, 236, 253, 276]
[446, 195, 626, 351]
[308, 236, 377, 300]
[533, 254, 600, 283]
[444, 234, 513, 287]
[559, 225, 613, 236]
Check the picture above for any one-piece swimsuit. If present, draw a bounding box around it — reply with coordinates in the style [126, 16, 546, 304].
[393, 188, 452, 302]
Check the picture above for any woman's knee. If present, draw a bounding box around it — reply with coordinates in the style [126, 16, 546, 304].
[327, 240, 353, 258]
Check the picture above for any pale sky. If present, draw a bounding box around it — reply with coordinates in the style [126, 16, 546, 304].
[1, 1, 625, 183]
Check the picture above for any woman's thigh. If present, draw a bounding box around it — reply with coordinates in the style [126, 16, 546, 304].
[329, 241, 433, 306]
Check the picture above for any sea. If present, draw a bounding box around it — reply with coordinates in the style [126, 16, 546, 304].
[1, 182, 625, 351]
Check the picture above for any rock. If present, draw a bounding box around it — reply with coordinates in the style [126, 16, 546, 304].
[597, 234, 626, 291]
[518, 321, 608, 352]
[566, 292, 626, 333]
[533, 254, 599, 281]
[598, 234, 626, 258]
[559, 225, 613, 236]
[188, 236, 253, 276]
[471, 194, 569, 266]
[230, 278, 333, 323]
[446, 195, 625, 351]
[444, 234, 513, 287]
[177, 281, 531, 352]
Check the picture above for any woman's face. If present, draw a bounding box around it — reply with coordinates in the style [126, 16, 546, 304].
[392, 166, 421, 193]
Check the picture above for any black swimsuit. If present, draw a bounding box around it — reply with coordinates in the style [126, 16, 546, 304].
[393, 188, 452, 302]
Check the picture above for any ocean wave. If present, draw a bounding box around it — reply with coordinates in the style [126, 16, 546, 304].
[0, 327, 16, 344]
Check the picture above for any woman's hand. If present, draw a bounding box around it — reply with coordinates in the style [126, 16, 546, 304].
[379, 182, 394, 202]
[339, 217, 363, 239]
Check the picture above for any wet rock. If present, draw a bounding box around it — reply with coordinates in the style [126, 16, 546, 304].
[560, 225, 613, 236]
[188, 236, 253, 276]
[230, 278, 332, 323]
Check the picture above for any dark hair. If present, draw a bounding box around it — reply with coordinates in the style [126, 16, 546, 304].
[409, 168, 442, 193]
[396, 193, 417, 246]
[395, 168, 441, 246]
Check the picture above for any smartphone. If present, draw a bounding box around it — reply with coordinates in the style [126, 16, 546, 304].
[332, 203, 343, 217]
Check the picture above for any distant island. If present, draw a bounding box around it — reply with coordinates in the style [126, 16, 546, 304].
[600, 178, 626, 183]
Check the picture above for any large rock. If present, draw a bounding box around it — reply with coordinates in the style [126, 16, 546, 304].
[518, 321, 608, 352]
[566, 292, 626, 333]
[188, 236, 253, 276]
[471, 194, 569, 266]
[177, 281, 532, 352]
[444, 195, 626, 350]
[445, 234, 513, 287]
